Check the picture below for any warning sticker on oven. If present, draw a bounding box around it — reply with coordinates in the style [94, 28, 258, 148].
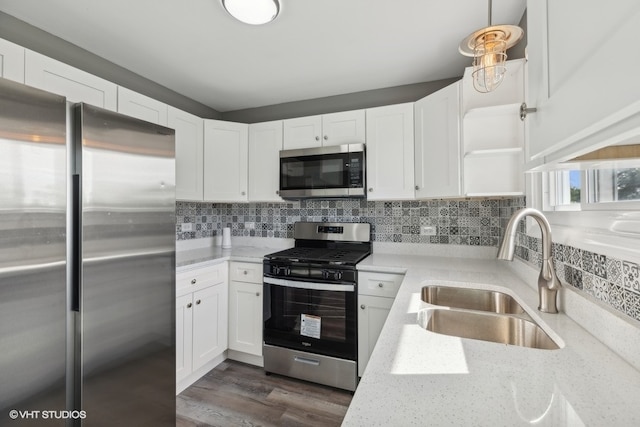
[300, 314, 321, 339]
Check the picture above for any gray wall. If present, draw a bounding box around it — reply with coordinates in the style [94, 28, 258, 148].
[0, 12, 221, 119]
[221, 79, 460, 123]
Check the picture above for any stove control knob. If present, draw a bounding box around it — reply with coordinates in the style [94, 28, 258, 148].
[335, 271, 343, 280]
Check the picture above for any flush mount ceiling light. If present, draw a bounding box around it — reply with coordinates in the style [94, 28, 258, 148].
[222, 0, 280, 25]
[459, 0, 523, 93]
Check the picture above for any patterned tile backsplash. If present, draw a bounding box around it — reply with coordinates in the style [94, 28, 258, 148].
[176, 197, 640, 324]
[176, 197, 525, 245]
[516, 232, 640, 323]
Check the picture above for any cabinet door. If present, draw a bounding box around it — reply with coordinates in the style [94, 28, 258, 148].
[0, 38, 25, 83]
[248, 121, 283, 202]
[192, 283, 228, 372]
[169, 106, 204, 201]
[203, 120, 248, 202]
[117, 86, 168, 126]
[25, 50, 117, 110]
[365, 103, 415, 200]
[414, 82, 461, 198]
[321, 110, 366, 147]
[228, 281, 263, 356]
[526, 0, 640, 165]
[176, 294, 193, 383]
[283, 115, 322, 149]
[357, 295, 393, 377]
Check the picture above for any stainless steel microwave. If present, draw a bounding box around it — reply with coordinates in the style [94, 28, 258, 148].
[279, 143, 366, 199]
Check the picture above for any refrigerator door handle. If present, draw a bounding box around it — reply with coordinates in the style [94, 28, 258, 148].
[71, 173, 81, 312]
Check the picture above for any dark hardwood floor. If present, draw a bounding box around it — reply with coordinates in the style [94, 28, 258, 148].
[176, 360, 353, 426]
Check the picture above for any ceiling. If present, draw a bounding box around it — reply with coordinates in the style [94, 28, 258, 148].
[0, 0, 526, 112]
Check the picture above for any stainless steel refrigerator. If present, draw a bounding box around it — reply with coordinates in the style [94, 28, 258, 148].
[0, 78, 176, 426]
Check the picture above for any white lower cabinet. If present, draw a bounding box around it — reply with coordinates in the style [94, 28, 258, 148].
[357, 271, 404, 377]
[176, 263, 228, 392]
[228, 261, 264, 366]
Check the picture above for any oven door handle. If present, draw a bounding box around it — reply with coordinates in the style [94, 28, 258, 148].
[263, 277, 355, 292]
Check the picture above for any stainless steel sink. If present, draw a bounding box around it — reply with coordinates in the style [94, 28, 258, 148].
[421, 285, 526, 315]
[420, 308, 560, 350]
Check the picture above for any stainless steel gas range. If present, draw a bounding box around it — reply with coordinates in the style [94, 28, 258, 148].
[262, 222, 371, 391]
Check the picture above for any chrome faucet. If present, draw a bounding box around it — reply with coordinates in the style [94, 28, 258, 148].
[497, 208, 561, 313]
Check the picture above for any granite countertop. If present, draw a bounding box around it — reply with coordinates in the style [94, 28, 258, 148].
[343, 253, 640, 426]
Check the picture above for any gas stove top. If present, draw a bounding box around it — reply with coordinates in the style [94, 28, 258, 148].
[264, 222, 372, 267]
[264, 246, 371, 266]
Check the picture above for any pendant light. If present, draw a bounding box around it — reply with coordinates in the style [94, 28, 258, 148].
[222, 0, 280, 25]
[459, 0, 523, 93]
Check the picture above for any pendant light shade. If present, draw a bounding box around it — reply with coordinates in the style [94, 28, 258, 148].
[222, 0, 280, 25]
[459, 1, 523, 93]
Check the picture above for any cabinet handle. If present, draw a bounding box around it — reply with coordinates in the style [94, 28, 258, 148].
[368, 188, 373, 192]
[323, 135, 328, 140]
[360, 304, 366, 310]
[415, 185, 419, 190]
[187, 303, 192, 308]
[196, 299, 201, 305]
[276, 190, 279, 195]
[191, 279, 197, 285]
[241, 191, 246, 196]
[243, 270, 248, 275]
[256, 292, 260, 297]
[315, 136, 320, 141]
[378, 283, 384, 288]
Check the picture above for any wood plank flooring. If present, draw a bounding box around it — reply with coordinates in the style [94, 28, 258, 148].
[176, 360, 353, 427]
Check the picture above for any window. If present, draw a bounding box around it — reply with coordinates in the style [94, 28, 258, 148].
[590, 168, 640, 203]
[545, 167, 640, 211]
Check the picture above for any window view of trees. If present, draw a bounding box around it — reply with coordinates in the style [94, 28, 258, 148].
[615, 168, 640, 201]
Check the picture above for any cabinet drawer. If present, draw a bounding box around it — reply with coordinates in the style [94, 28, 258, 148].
[358, 271, 404, 298]
[177, 263, 226, 296]
[230, 261, 263, 284]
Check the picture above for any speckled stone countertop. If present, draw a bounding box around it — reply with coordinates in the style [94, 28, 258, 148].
[176, 245, 273, 270]
[343, 253, 640, 427]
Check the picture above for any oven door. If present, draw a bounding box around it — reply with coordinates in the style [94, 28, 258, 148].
[279, 144, 365, 198]
[263, 277, 357, 360]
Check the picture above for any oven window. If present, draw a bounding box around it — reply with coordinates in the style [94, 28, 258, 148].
[264, 283, 357, 359]
[280, 153, 348, 190]
[269, 287, 347, 340]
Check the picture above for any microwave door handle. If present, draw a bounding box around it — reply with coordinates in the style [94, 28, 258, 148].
[263, 277, 355, 292]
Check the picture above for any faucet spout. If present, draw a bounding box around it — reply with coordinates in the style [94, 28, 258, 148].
[497, 208, 561, 313]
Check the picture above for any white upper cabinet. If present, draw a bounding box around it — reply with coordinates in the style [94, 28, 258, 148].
[203, 120, 249, 202]
[321, 110, 366, 147]
[248, 121, 283, 202]
[117, 86, 168, 126]
[461, 59, 525, 196]
[414, 81, 462, 199]
[365, 103, 415, 200]
[25, 50, 117, 110]
[168, 106, 204, 201]
[0, 38, 25, 83]
[283, 110, 365, 149]
[525, 0, 640, 166]
[283, 115, 322, 149]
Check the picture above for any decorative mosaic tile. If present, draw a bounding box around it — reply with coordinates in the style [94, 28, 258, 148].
[582, 250, 595, 274]
[624, 291, 640, 321]
[622, 261, 640, 293]
[608, 283, 626, 312]
[582, 272, 595, 297]
[593, 276, 609, 303]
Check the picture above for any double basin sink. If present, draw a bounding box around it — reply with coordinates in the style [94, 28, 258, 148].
[418, 285, 559, 350]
